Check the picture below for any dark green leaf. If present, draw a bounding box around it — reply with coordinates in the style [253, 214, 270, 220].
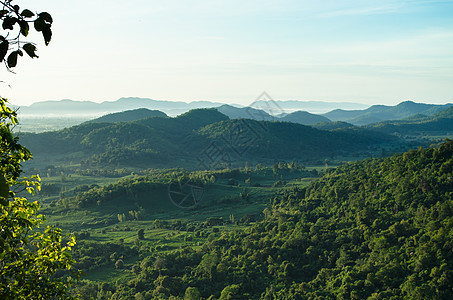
[19, 20, 29, 37]
[0, 175, 9, 200]
[2, 16, 17, 30]
[34, 17, 46, 32]
[38, 12, 53, 24]
[20, 9, 35, 18]
[0, 40, 8, 62]
[0, 10, 8, 18]
[13, 5, 20, 13]
[7, 51, 18, 68]
[23, 43, 38, 58]
[42, 27, 52, 46]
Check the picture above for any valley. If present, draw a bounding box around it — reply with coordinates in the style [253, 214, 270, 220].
[6, 98, 453, 299]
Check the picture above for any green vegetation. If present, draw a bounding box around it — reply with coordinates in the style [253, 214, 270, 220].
[20, 108, 402, 171]
[5, 1, 452, 299]
[0, 97, 78, 299]
[279, 110, 331, 125]
[368, 106, 453, 138]
[54, 141, 453, 299]
[324, 101, 453, 125]
[87, 108, 168, 124]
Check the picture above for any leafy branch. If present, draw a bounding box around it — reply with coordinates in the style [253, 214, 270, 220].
[0, 0, 52, 70]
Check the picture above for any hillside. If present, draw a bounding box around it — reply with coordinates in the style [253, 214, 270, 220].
[64, 141, 453, 299]
[216, 104, 274, 121]
[166, 140, 452, 299]
[19, 109, 229, 168]
[279, 110, 331, 125]
[87, 108, 168, 123]
[312, 121, 354, 130]
[19, 109, 401, 170]
[324, 101, 453, 125]
[367, 106, 453, 136]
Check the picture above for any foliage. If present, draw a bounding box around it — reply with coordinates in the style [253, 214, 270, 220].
[87, 108, 168, 124]
[368, 106, 453, 136]
[0, 0, 52, 69]
[0, 97, 78, 299]
[20, 109, 401, 170]
[68, 141, 453, 299]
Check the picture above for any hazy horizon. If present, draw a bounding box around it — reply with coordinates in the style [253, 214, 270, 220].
[2, 0, 453, 107]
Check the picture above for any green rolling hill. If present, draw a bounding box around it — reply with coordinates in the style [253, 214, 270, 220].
[19, 108, 401, 170]
[87, 108, 168, 123]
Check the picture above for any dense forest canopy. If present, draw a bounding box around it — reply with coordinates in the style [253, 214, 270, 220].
[64, 141, 453, 299]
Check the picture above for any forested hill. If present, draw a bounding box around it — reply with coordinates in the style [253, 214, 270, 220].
[195, 119, 397, 161]
[367, 106, 453, 135]
[324, 101, 453, 125]
[135, 141, 453, 299]
[87, 108, 168, 123]
[279, 110, 331, 125]
[19, 109, 400, 169]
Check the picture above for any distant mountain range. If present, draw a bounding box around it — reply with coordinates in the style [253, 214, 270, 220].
[13, 98, 453, 131]
[216, 105, 330, 126]
[14, 97, 369, 117]
[14, 97, 225, 117]
[323, 101, 453, 125]
[366, 106, 453, 136]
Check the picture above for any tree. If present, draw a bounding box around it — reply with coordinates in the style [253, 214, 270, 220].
[0, 0, 53, 69]
[137, 228, 145, 240]
[115, 259, 124, 270]
[0, 2, 77, 298]
[219, 284, 241, 300]
[184, 287, 201, 300]
[0, 98, 79, 299]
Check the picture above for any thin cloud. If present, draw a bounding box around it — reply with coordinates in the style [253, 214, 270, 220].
[315, 4, 403, 18]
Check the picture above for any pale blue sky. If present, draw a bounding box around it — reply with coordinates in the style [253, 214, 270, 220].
[2, 0, 453, 106]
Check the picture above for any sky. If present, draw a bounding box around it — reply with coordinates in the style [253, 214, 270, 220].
[1, 0, 453, 106]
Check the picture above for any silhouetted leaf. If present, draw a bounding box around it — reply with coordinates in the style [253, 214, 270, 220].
[7, 51, 18, 68]
[0, 10, 8, 18]
[2, 16, 16, 30]
[34, 17, 45, 32]
[0, 40, 8, 62]
[42, 27, 52, 45]
[20, 9, 35, 18]
[38, 12, 53, 24]
[23, 43, 38, 58]
[19, 20, 29, 36]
